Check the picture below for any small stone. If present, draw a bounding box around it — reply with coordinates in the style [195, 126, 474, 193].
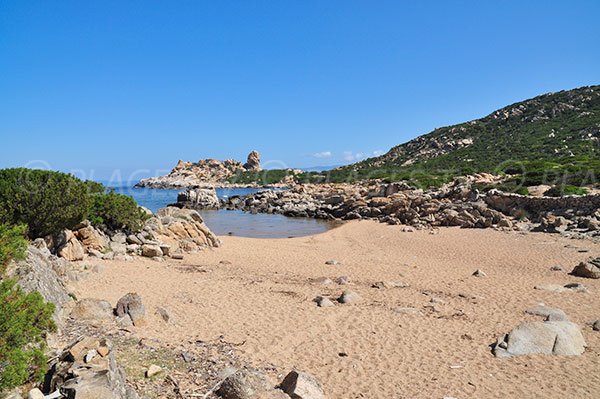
[84, 349, 98, 363]
[472, 269, 486, 277]
[338, 290, 360, 304]
[171, 253, 184, 260]
[27, 388, 44, 399]
[325, 260, 340, 265]
[115, 292, 146, 326]
[216, 368, 271, 399]
[313, 296, 335, 308]
[430, 297, 446, 305]
[141, 244, 163, 258]
[593, 320, 600, 331]
[335, 276, 350, 285]
[146, 364, 163, 378]
[181, 351, 193, 363]
[279, 370, 324, 399]
[156, 306, 173, 323]
[550, 265, 565, 272]
[97, 346, 110, 357]
[371, 281, 409, 289]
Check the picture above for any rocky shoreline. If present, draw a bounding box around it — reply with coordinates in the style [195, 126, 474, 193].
[175, 175, 600, 241]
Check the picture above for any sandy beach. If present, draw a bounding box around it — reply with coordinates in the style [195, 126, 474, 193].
[73, 221, 600, 398]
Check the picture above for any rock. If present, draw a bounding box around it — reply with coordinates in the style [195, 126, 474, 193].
[550, 265, 565, 272]
[324, 260, 339, 265]
[279, 370, 324, 399]
[6, 246, 72, 323]
[156, 306, 173, 323]
[571, 260, 600, 279]
[57, 230, 85, 261]
[493, 320, 586, 357]
[334, 276, 350, 285]
[216, 368, 271, 399]
[70, 298, 114, 321]
[526, 305, 569, 321]
[75, 224, 108, 252]
[593, 320, 600, 331]
[4, 388, 24, 399]
[313, 296, 335, 308]
[472, 269, 486, 277]
[159, 244, 171, 256]
[146, 364, 163, 378]
[371, 281, 409, 289]
[243, 150, 261, 171]
[49, 337, 139, 399]
[177, 188, 220, 209]
[141, 244, 163, 258]
[84, 349, 98, 363]
[337, 290, 360, 304]
[171, 253, 184, 260]
[27, 389, 44, 399]
[126, 234, 142, 245]
[115, 293, 146, 326]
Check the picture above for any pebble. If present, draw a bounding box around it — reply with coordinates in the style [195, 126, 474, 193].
[146, 364, 163, 378]
[325, 260, 340, 265]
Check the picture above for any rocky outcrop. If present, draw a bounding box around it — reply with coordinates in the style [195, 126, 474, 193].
[56, 230, 85, 261]
[6, 245, 72, 322]
[142, 207, 221, 253]
[243, 150, 261, 171]
[136, 151, 262, 188]
[177, 187, 220, 209]
[220, 178, 600, 239]
[45, 337, 139, 399]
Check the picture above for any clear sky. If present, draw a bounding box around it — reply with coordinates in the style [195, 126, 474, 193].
[1, 0, 599, 181]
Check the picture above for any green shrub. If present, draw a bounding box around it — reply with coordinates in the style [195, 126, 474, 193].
[0, 169, 91, 238]
[88, 191, 149, 233]
[545, 185, 588, 197]
[0, 224, 27, 275]
[0, 279, 56, 392]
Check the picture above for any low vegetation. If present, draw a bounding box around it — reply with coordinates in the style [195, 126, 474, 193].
[0, 224, 55, 393]
[0, 168, 148, 238]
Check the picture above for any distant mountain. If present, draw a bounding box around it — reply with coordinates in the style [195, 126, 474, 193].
[323, 85, 600, 188]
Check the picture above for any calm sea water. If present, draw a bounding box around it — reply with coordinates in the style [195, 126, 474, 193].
[111, 186, 335, 238]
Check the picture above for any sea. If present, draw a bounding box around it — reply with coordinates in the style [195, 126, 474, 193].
[110, 186, 335, 238]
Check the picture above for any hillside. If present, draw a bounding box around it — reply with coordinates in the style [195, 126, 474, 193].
[308, 85, 600, 189]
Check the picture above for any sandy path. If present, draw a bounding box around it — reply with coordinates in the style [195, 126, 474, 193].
[73, 221, 600, 398]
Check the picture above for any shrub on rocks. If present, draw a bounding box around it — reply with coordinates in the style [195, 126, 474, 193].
[88, 191, 149, 233]
[0, 224, 27, 274]
[0, 280, 56, 392]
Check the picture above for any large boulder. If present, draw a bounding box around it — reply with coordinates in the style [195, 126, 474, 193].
[70, 298, 114, 321]
[243, 150, 261, 171]
[177, 188, 220, 209]
[571, 258, 600, 279]
[216, 368, 271, 399]
[279, 370, 324, 399]
[6, 246, 72, 322]
[141, 244, 163, 258]
[493, 320, 586, 357]
[56, 230, 85, 261]
[74, 222, 108, 252]
[115, 293, 146, 326]
[144, 207, 221, 253]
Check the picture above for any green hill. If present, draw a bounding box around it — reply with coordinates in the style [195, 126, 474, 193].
[303, 85, 600, 190]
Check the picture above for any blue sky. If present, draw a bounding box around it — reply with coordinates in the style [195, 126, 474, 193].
[1, 1, 599, 181]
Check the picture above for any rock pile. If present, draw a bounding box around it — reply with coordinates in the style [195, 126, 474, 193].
[177, 187, 220, 209]
[45, 336, 139, 399]
[220, 178, 600, 238]
[41, 207, 220, 262]
[136, 151, 262, 188]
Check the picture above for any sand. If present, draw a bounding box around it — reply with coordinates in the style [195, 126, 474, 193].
[73, 221, 600, 398]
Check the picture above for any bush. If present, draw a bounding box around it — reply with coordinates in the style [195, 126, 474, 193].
[0, 224, 27, 275]
[88, 191, 149, 233]
[0, 279, 56, 392]
[0, 169, 91, 238]
[545, 185, 588, 197]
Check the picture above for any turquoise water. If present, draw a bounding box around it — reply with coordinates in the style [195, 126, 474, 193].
[111, 186, 335, 238]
